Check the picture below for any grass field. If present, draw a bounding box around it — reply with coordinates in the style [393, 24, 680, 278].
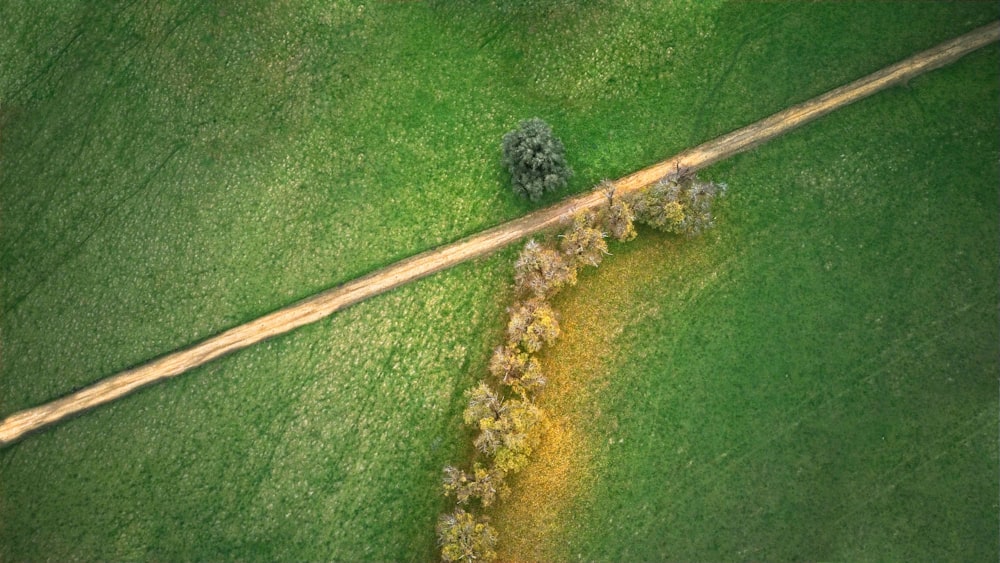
[1, 1, 997, 560]
[542, 34, 999, 562]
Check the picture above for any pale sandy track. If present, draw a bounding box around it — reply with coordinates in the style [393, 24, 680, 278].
[1, 21, 996, 447]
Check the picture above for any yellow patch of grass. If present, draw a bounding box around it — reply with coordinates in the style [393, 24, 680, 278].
[493, 232, 703, 561]
[492, 411, 590, 561]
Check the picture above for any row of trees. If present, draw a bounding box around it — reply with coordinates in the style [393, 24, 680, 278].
[435, 216, 607, 562]
[630, 173, 727, 236]
[438, 119, 726, 562]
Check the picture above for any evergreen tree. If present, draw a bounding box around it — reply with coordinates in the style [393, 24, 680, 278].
[502, 118, 573, 202]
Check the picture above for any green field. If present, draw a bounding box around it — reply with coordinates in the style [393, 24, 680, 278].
[1, 1, 997, 561]
[553, 40, 999, 561]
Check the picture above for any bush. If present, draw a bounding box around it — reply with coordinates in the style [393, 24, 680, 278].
[501, 117, 573, 202]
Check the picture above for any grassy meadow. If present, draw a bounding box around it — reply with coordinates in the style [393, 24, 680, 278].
[1, 1, 997, 561]
[534, 25, 999, 563]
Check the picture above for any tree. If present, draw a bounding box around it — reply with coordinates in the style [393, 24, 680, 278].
[488, 398, 542, 474]
[462, 382, 542, 474]
[437, 508, 498, 563]
[514, 239, 577, 298]
[630, 179, 685, 233]
[463, 382, 506, 428]
[506, 298, 560, 353]
[502, 117, 573, 202]
[605, 193, 637, 242]
[560, 213, 608, 268]
[675, 177, 727, 236]
[630, 175, 726, 236]
[489, 345, 546, 396]
[442, 463, 509, 508]
[463, 383, 509, 457]
[442, 465, 466, 497]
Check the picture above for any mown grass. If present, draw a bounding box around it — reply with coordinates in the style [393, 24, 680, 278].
[1, 0, 996, 560]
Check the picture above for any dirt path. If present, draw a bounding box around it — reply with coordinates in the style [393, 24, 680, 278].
[1, 21, 996, 447]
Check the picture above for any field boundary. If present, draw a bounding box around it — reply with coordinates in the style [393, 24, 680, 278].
[1, 21, 996, 447]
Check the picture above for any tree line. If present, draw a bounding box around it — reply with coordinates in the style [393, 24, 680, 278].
[436, 119, 726, 562]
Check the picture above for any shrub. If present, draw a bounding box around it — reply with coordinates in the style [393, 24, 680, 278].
[437, 508, 498, 563]
[501, 117, 573, 202]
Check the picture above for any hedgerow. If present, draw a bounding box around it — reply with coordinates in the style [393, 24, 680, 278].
[436, 172, 725, 562]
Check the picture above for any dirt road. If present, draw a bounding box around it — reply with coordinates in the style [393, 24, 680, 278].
[1, 21, 996, 446]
